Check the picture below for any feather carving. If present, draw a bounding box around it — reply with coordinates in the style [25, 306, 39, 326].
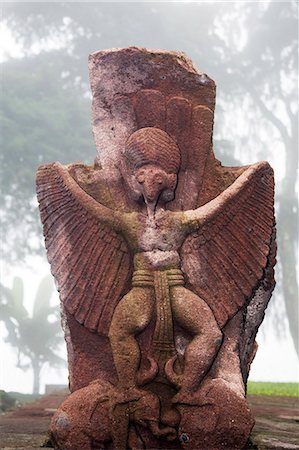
[36, 163, 132, 336]
[181, 161, 275, 328]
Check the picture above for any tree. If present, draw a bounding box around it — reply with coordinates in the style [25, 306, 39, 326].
[1, 54, 95, 263]
[2, 1, 298, 353]
[1, 276, 65, 394]
[205, 2, 298, 354]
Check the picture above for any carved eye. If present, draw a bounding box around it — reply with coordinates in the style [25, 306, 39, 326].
[136, 172, 145, 183]
[180, 433, 190, 444]
[155, 175, 163, 184]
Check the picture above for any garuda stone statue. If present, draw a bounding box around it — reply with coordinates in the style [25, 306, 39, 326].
[37, 48, 276, 450]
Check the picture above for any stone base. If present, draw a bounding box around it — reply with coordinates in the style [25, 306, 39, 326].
[50, 377, 254, 450]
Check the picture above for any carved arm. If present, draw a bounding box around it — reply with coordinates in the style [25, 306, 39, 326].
[182, 161, 273, 232]
[52, 162, 123, 231]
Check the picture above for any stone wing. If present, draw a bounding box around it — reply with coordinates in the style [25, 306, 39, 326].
[181, 162, 276, 329]
[36, 163, 132, 336]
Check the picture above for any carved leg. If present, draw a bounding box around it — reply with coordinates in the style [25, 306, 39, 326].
[108, 287, 154, 449]
[110, 403, 130, 450]
[171, 287, 222, 403]
[109, 287, 153, 391]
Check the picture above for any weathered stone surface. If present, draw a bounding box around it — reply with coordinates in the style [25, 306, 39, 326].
[36, 47, 276, 449]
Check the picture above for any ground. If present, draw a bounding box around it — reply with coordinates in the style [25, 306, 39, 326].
[248, 395, 299, 449]
[0, 390, 298, 450]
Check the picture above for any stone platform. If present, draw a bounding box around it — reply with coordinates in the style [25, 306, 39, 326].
[0, 392, 298, 450]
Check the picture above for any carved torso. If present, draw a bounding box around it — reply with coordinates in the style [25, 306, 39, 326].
[121, 209, 187, 270]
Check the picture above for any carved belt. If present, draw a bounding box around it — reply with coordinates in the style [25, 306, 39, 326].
[132, 269, 185, 381]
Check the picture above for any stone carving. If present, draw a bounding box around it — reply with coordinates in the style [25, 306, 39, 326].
[36, 48, 276, 449]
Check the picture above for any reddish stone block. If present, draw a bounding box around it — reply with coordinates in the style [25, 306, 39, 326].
[37, 48, 276, 449]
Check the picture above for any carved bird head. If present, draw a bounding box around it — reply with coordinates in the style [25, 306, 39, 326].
[123, 127, 180, 217]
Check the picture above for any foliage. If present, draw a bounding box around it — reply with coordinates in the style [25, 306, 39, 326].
[1, 55, 95, 263]
[0, 390, 16, 412]
[0, 275, 65, 394]
[210, 3, 298, 355]
[5, 391, 41, 404]
[247, 381, 299, 397]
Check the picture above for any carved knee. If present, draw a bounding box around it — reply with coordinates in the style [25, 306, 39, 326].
[108, 321, 129, 343]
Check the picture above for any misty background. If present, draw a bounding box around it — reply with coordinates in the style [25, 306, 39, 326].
[0, 1, 298, 394]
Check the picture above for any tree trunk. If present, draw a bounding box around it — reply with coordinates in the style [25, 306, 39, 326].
[277, 129, 298, 357]
[251, 89, 298, 357]
[278, 218, 299, 356]
[32, 360, 41, 394]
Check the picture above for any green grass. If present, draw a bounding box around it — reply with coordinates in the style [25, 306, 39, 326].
[0, 391, 41, 412]
[247, 381, 299, 397]
[7, 391, 41, 404]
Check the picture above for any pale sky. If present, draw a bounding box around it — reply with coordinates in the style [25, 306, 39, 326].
[1, 3, 298, 393]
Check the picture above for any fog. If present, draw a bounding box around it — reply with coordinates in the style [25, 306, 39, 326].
[1, 1, 298, 394]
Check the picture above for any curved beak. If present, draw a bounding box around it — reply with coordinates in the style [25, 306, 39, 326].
[143, 194, 160, 220]
[142, 182, 163, 219]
